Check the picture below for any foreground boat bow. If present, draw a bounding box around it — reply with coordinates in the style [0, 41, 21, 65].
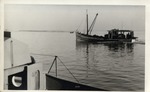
[46, 74, 107, 90]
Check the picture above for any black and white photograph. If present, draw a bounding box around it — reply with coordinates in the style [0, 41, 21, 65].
[4, 4, 145, 91]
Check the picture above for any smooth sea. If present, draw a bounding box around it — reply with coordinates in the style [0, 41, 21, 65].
[12, 31, 145, 91]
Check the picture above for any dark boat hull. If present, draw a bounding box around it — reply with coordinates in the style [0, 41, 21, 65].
[46, 74, 107, 90]
[76, 32, 134, 43]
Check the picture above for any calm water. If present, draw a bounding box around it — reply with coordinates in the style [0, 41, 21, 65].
[12, 32, 145, 91]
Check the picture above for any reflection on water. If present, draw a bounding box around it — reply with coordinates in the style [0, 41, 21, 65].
[76, 42, 134, 66]
[104, 43, 134, 52]
[75, 42, 144, 91]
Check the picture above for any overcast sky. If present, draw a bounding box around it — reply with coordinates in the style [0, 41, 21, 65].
[4, 4, 145, 37]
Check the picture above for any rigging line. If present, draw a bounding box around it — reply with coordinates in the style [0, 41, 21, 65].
[57, 57, 79, 83]
[30, 53, 56, 57]
[31, 53, 76, 59]
[31, 53, 80, 83]
[76, 15, 85, 32]
[48, 56, 57, 74]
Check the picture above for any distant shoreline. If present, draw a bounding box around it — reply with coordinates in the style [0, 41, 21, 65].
[19, 30, 74, 33]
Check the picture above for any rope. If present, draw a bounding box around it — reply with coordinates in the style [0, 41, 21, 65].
[76, 16, 85, 32]
[31, 53, 56, 57]
[57, 57, 79, 83]
[31, 53, 79, 83]
[31, 53, 75, 58]
[47, 56, 57, 74]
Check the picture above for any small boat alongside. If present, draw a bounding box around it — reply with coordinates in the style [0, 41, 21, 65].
[70, 31, 74, 34]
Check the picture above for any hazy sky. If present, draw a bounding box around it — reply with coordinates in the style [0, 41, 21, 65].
[4, 4, 145, 37]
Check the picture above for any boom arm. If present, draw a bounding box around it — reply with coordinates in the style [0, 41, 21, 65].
[88, 13, 98, 34]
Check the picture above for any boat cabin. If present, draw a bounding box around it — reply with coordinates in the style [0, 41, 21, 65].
[104, 29, 136, 39]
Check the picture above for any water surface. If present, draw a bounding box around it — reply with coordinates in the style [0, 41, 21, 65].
[12, 32, 145, 91]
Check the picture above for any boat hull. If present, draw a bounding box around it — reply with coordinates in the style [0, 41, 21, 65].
[46, 74, 107, 90]
[76, 32, 134, 43]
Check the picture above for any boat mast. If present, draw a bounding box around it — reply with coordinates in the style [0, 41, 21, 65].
[86, 10, 89, 35]
[88, 13, 98, 34]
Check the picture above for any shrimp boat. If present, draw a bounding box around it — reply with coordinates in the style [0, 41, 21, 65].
[76, 12, 137, 43]
[4, 31, 107, 90]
